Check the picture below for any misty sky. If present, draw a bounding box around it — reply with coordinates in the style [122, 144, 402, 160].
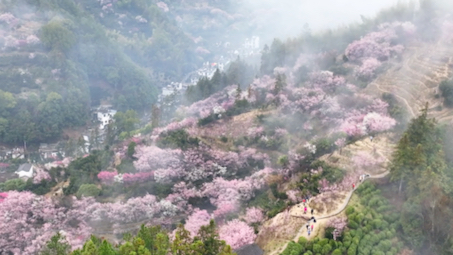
[244, 0, 412, 40]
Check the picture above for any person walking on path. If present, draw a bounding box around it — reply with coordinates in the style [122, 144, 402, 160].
[302, 199, 306, 206]
[352, 183, 355, 190]
[311, 225, 314, 231]
[304, 206, 307, 214]
[308, 229, 311, 236]
[311, 208, 314, 215]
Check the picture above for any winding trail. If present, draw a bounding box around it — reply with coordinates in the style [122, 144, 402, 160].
[267, 171, 390, 255]
[290, 171, 389, 239]
[264, 134, 394, 255]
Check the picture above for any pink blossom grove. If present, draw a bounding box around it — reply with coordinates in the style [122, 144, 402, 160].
[0, 191, 91, 254]
[345, 22, 412, 61]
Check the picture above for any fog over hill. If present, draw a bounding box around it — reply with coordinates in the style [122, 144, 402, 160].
[236, 0, 413, 42]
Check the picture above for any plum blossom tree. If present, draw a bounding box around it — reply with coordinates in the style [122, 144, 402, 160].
[304, 142, 316, 154]
[33, 168, 51, 184]
[26, 35, 40, 45]
[363, 112, 396, 132]
[326, 217, 347, 240]
[156, 2, 169, 12]
[133, 145, 182, 172]
[340, 110, 395, 137]
[218, 219, 256, 249]
[4, 35, 18, 48]
[0, 13, 15, 24]
[244, 207, 264, 224]
[202, 177, 255, 207]
[309, 71, 346, 93]
[184, 209, 212, 237]
[97, 170, 117, 184]
[354, 58, 382, 80]
[247, 126, 264, 138]
[286, 189, 300, 203]
[213, 202, 238, 221]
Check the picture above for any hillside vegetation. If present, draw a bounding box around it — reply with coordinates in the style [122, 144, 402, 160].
[0, 0, 199, 143]
[2, 1, 453, 255]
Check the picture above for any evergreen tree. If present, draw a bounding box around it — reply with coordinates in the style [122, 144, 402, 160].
[40, 233, 71, 255]
[151, 104, 160, 129]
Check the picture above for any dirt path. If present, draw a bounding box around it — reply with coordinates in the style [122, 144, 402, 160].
[266, 171, 390, 255]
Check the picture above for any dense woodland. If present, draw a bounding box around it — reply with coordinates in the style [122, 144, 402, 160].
[0, 0, 201, 144]
[2, 0, 453, 255]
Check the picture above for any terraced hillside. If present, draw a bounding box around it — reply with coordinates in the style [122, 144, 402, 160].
[365, 38, 453, 121]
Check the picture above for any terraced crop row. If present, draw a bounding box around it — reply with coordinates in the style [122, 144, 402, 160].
[366, 40, 453, 122]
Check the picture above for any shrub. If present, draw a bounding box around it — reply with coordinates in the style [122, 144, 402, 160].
[348, 221, 359, 229]
[298, 237, 308, 247]
[157, 129, 199, 150]
[321, 244, 332, 255]
[312, 244, 322, 254]
[439, 79, 453, 106]
[332, 249, 342, 255]
[324, 227, 335, 240]
[347, 244, 357, 255]
[345, 206, 355, 215]
[76, 184, 101, 197]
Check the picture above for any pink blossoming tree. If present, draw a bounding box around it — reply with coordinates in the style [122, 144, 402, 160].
[219, 219, 256, 249]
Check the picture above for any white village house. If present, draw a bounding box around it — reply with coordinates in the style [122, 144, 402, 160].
[15, 163, 34, 179]
[96, 109, 117, 130]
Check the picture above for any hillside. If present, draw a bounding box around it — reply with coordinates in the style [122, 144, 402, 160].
[2, 1, 453, 255]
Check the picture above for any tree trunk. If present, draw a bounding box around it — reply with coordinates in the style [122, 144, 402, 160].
[431, 201, 436, 234]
